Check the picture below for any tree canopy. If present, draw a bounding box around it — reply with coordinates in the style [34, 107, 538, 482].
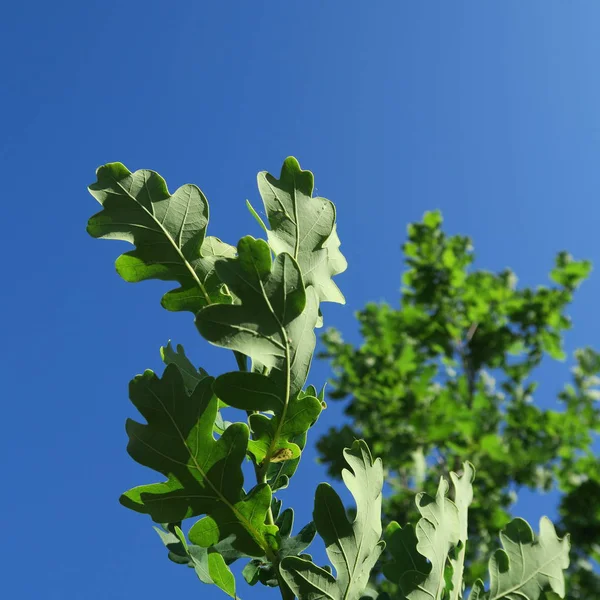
[317, 211, 599, 600]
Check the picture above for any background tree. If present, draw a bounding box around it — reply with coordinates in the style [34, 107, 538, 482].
[317, 211, 599, 600]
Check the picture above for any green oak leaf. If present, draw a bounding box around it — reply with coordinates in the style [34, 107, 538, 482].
[87, 162, 236, 313]
[154, 525, 237, 598]
[280, 557, 339, 599]
[154, 524, 192, 566]
[382, 522, 428, 585]
[160, 341, 208, 393]
[213, 371, 282, 413]
[277, 509, 317, 559]
[473, 517, 570, 600]
[214, 371, 322, 468]
[160, 341, 227, 432]
[266, 431, 306, 491]
[449, 463, 476, 600]
[256, 156, 347, 306]
[197, 236, 317, 394]
[468, 582, 485, 600]
[385, 466, 465, 600]
[246, 395, 321, 466]
[156, 524, 246, 566]
[188, 483, 278, 555]
[197, 236, 320, 471]
[281, 440, 385, 600]
[266, 385, 326, 490]
[384, 464, 569, 600]
[120, 363, 276, 557]
[243, 508, 317, 588]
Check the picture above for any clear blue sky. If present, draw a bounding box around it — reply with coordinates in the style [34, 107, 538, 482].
[1, 2, 599, 598]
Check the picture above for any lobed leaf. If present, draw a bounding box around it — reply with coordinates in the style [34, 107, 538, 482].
[160, 341, 228, 433]
[120, 363, 277, 557]
[281, 440, 385, 600]
[87, 163, 235, 313]
[214, 372, 323, 471]
[256, 156, 347, 307]
[265, 385, 327, 491]
[384, 463, 570, 600]
[160, 341, 209, 393]
[383, 463, 474, 600]
[449, 463, 476, 599]
[197, 236, 322, 474]
[196, 236, 313, 377]
[473, 517, 570, 600]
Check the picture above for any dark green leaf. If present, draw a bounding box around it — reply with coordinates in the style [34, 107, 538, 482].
[160, 341, 208, 393]
[120, 363, 277, 557]
[214, 371, 281, 412]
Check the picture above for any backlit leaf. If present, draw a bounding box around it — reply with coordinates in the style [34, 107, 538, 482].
[281, 440, 384, 600]
[120, 363, 277, 557]
[87, 163, 235, 313]
[257, 156, 347, 306]
[481, 517, 570, 600]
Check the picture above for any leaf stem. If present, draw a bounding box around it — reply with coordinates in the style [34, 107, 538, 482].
[262, 330, 292, 468]
[276, 573, 296, 600]
[233, 350, 248, 372]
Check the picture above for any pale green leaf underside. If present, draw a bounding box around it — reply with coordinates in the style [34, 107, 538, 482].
[197, 236, 321, 474]
[87, 162, 235, 314]
[281, 440, 385, 600]
[384, 463, 473, 600]
[483, 517, 570, 600]
[384, 463, 569, 600]
[196, 236, 311, 379]
[257, 156, 347, 306]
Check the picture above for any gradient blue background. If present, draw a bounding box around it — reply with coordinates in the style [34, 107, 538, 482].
[1, 2, 598, 598]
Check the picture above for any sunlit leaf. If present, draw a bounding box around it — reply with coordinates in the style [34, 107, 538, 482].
[87, 163, 235, 313]
[120, 363, 277, 557]
[281, 440, 384, 600]
[257, 156, 347, 306]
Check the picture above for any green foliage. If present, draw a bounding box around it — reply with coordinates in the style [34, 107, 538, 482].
[87, 157, 349, 598]
[120, 364, 277, 557]
[382, 463, 474, 600]
[254, 156, 347, 307]
[383, 465, 569, 600]
[87, 163, 236, 312]
[281, 440, 385, 600]
[88, 162, 573, 600]
[317, 211, 597, 599]
[155, 524, 238, 597]
[470, 517, 569, 600]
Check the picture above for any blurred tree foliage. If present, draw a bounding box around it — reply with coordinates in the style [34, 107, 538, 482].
[317, 211, 599, 599]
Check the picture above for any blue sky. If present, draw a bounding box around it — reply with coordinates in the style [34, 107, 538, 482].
[1, 2, 599, 598]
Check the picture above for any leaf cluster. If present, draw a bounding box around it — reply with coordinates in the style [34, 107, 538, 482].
[88, 157, 347, 597]
[88, 163, 573, 600]
[316, 211, 598, 598]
